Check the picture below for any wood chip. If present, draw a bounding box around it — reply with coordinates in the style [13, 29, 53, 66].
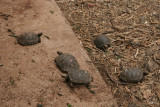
[141, 89, 151, 99]
[156, 90, 160, 100]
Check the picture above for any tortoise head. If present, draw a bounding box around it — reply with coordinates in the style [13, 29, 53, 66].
[57, 51, 63, 55]
[38, 33, 43, 37]
[119, 71, 127, 82]
[61, 75, 70, 82]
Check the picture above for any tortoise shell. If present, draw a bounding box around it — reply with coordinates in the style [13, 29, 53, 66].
[68, 69, 92, 84]
[17, 32, 42, 46]
[55, 51, 79, 73]
[119, 68, 143, 83]
[94, 35, 111, 51]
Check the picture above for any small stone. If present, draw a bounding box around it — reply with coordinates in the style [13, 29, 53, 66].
[58, 93, 63, 96]
[144, 21, 149, 26]
[50, 10, 54, 14]
[31, 59, 35, 63]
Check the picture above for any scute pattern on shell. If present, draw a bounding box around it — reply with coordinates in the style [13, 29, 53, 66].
[119, 68, 143, 83]
[55, 52, 79, 73]
[94, 35, 111, 48]
[17, 32, 42, 46]
[69, 69, 92, 84]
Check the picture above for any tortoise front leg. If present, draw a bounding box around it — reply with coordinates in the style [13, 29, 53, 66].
[38, 38, 41, 43]
[86, 83, 96, 94]
[101, 46, 106, 52]
[86, 83, 90, 89]
[69, 82, 75, 88]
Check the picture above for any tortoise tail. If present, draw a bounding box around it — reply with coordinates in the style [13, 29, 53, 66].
[8, 34, 18, 38]
[38, 33, 43, 37]
[57, 51, 63, 55]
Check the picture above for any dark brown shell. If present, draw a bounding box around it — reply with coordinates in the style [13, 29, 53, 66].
[17, 32, 42, 46]
[94, 35, 111, 49]
[55, 52, 79, 73]
[68, 69, 92, 84]
[119, 68, 143, 83]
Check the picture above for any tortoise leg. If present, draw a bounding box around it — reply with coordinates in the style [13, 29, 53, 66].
[61, 75, 69, 82]
[88, 89, 95, 94]
[101, 46, 106, 52]
[65, 76, 70, 82]
[69, 82, 75, 88]
[86, 83, 89, 88]
[139, 77, 144, 83]
[86, 83, 95, 94]
[38, 38, 41, 43]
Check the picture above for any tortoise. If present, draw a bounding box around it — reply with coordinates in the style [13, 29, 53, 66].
[62, 69, 92, 87]
[8, 32, 43, 46]
[55, 51, 79, 73]
[119, 68, 144, 83]
[37, 104, 43, 107]
[94, 35, 111, 51]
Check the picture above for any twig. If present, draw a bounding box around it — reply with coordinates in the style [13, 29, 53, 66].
[44, 35, 50, 40]
[153, 55, 160, 66]
[86, 60, 104, 65]
[134, 48, 139, 58]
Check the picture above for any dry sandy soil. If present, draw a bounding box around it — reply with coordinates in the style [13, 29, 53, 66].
[1, 0, 160, 107]
[56, 0, 160, 107]
[0, 0, 118, 107]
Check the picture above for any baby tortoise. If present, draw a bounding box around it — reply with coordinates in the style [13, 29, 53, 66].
[119, 68, 144, 83]
[94, 35, 111, 51]
[8, 32, 43, 46]
[55, 51, 79, 73]
[62, 69, 92, 87]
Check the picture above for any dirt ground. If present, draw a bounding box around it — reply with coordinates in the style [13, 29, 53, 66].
[56, 0, 160, 106]
[0, 0, 118, 107]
